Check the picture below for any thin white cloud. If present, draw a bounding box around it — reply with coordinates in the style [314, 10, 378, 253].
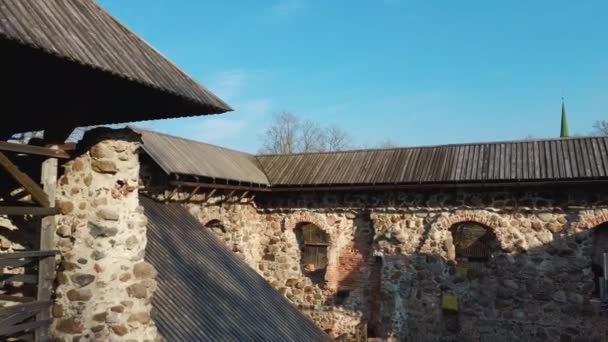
[198, 118, 248, 144]
[268, 0, 305, 19]
[211, 70, 246, 100]
[194, 98, 274, 146]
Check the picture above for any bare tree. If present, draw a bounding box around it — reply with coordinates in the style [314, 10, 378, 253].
[300, 120, 326, 153]
[593, 120, 608, 135]
[259, 112, 355, 154]
[259, 112, 300, 154]
[324, 125, 351, 152]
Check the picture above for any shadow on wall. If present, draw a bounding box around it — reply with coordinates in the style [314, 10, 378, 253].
[374, 221, 608, 341]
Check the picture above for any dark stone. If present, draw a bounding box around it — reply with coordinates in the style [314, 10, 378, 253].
[91, 159, 117, 174]
[92, 312, 108, 322]
[56, 318, 84, 334]
[127, 283, 147, 299]
[111, 324, 129, 336]
[70, 273, 95, 288]
[66, 289, 92, 302]
[91, 250, 107, 260]
[133, 262, 157, 279]
[111, 305, 125, 313]
[89, 222, 119, 237]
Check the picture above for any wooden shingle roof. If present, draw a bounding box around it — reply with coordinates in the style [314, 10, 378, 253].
[0, 0, 231, 135]
[135, 128, 270, 186]
[137, 127, 608, 189]
[257, 136, 608, 187]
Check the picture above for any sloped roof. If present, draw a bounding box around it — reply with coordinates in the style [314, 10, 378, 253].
[257, 136, 608, 186]
[137, 127, 608, 188]
[135, 128, 270, 186]
[142, 196, 331, 342]
[0, 0, 230, 134]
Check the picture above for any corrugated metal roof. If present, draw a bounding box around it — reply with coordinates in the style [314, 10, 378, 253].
[135, 128, 270, 186]
[0, 0, 231, 134]
[256, 136, 608, 186]
[142, 196, 331, 342]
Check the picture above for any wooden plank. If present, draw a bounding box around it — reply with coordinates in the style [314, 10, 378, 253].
[0, 302, 51, 318]
[0, 207, 58, 216]
[0, 311, 38, 330]
[0, 318, 51, 337]
[0, 258, 35, 268]
[36, 154, 57, 341]
[0, 152, 49, 207]
[0, 274, 38, 284]
[0, 251, 56, 260]
[0, 141, 69, 159]
[0, 295, 35, 303]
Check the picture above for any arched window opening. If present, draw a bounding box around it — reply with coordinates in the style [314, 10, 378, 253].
[205, 219, 226, 234]
[450, 221, 496, 262]
[296, 223, 329, 286]
[592, 223, 608, 299]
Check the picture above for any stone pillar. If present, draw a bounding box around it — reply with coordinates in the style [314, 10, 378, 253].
[51, 128, 158, 341]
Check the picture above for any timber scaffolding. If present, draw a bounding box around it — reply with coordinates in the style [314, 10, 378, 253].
[0, 0, 230, 339]
[0, 143, 68, 340]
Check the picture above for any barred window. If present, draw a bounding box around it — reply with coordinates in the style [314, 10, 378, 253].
[296, 223, 329, 286]
[450, 222, 495, 261]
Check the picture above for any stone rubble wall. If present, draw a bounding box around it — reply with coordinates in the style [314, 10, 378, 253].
[180, 188, 608, 341]
[52, 129, 158, 341]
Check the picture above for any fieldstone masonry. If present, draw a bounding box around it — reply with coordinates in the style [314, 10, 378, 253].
[182, 188, 608, 340]
[52, 129, 158, 341]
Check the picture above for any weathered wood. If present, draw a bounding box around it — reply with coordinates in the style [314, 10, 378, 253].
[0, 274, 38, 284]
[0, 141, 69, 159]
[0, 258, 35, 268]
[36, 154, 57, 341]
[0, 152, 49, 207]
[0, 207, 58, 216]
[0, 311, 38, 330]
[0, 318, 51, 337]
[0, 251, 56, 260]
[0, 301, 51, 318]
[0, 295, 35, 303]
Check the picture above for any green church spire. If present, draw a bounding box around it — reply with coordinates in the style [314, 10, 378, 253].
[560, 97, 569, 138]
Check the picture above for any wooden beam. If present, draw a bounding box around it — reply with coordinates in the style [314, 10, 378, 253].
[0, 258, 35, 268]
[0, 207, 58, 216]
[0, 141, 69, 159]
[36, 154, 57, 341]
[0, 295, 34, 303]
[0, 274, 37, 284]
[0, 318, 51, 337]
[170, 180, 271, 192]
[0, 251, 56, 260]
[0, 301, 51, 318]
[0, 152, 49, 207]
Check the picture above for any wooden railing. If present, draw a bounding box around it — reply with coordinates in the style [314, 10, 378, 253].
[0, 251, 57, 339]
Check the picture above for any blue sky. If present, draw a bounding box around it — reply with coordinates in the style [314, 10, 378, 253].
[99, 0, 608, 152]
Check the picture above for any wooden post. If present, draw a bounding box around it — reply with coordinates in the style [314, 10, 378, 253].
[35, 154, 57, 341]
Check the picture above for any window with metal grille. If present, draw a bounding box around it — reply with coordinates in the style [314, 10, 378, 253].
[450, 222, 494, 261]
[296, 223, 329, 286]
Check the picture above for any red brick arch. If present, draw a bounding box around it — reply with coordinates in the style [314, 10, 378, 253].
[574, 209, 608, 230]
[283, 212, 331, 235]
[435, 211, 497, 231]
